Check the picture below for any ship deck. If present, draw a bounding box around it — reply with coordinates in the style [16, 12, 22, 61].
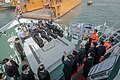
[1, 19, 119, 80]
[0, 20, 85, 80]
[22, 0, 81, 20]
[22, 9, 54, 20]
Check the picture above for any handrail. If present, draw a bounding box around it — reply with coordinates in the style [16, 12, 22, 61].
[0, 20, 14, 33]
[98, 28, 120, 56]
[88, 55, 118, 77]
[104, 28, 120, 42]
[99, 20, 120, 42]
[105, 42, 120, 55]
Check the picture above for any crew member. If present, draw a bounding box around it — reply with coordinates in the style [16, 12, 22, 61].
[20, 64, 35, 80]
[91, 29, 98, 43]
[72, 50, 78, 74]
[89, 42, 98, 65]
[85, 38, 92, 57]
[83, 52, 94, 78]
[37, 64, 51, 80]
[15, 2, 21, 23]
[3, 58, 20, 80]
[15, 38, 25, 62]
[17, 28, 26, 43]
[94, 41, 106, 65]
[62, 52, 74, 80]
[77, 47, 85, 65]
[104, 38, 114, 50]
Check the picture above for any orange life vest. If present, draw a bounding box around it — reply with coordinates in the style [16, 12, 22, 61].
[104, 42, 111, 50]
[91, 32, 98, 43]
